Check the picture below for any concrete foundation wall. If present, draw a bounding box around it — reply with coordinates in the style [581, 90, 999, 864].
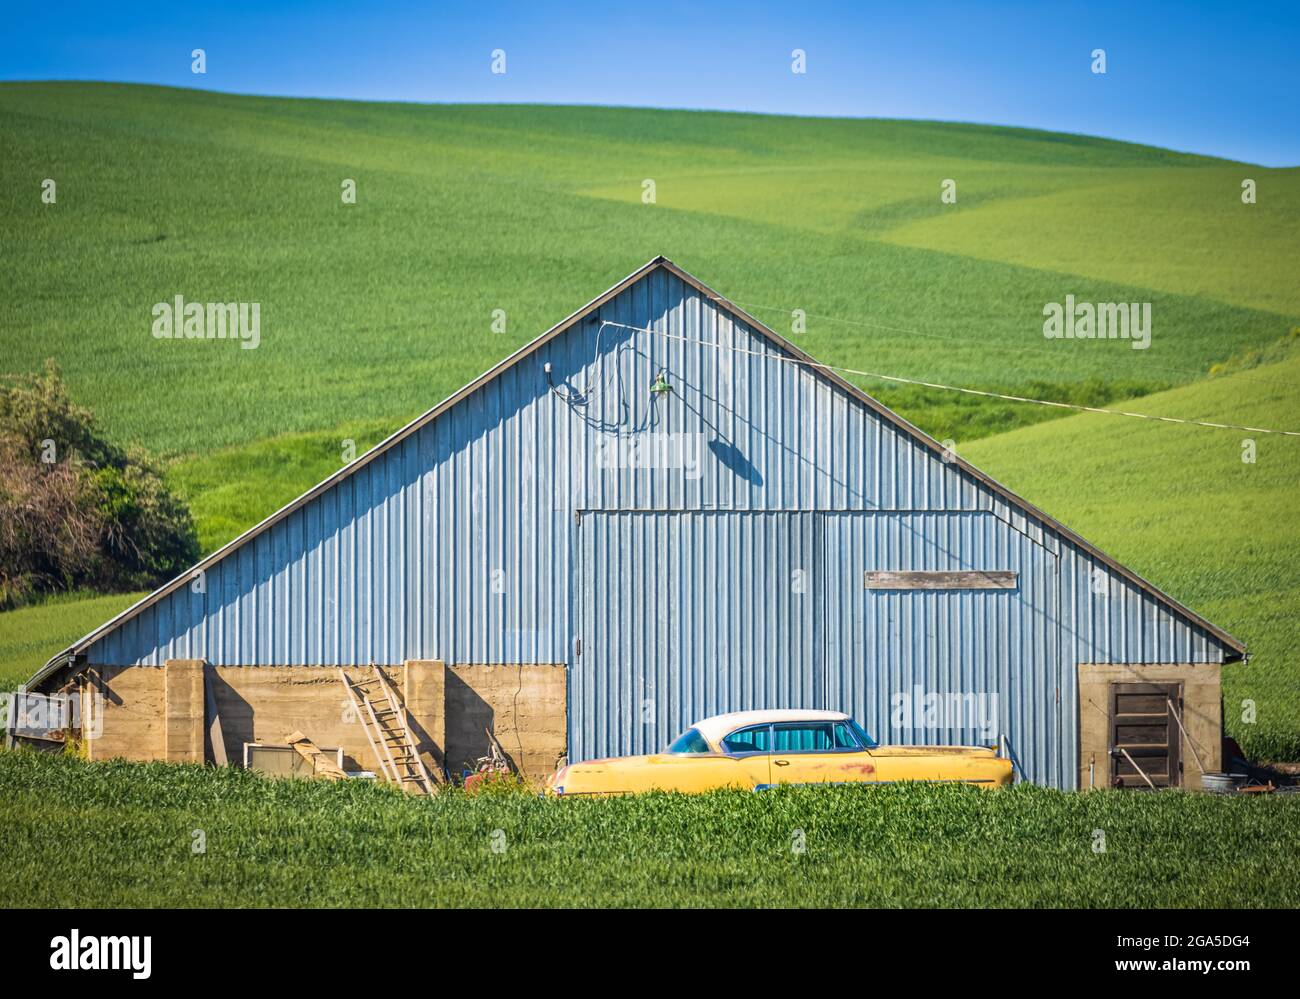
[445, 664, 567, 778]
[204, 665, 415, 772]
[80, 659, 566, 781]
[1078, 662, 1222, 790]
[165, 659, 205, 763]
[83, 665, 166, 762]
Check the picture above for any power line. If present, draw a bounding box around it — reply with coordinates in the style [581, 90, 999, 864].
[597, 320, 1300, 438]
[723, 297, 1297, 394]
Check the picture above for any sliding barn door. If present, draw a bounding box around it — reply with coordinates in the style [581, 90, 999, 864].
[570, 511, 819, 762]
[821, 511, 1065, 787]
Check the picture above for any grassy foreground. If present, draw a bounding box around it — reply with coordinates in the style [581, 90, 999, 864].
[1, 751, 1296, 908]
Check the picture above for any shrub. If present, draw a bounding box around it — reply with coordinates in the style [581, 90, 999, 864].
[0, 360, 198, 608]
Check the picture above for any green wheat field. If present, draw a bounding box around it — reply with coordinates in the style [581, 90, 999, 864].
[1, 753, 1297, 907]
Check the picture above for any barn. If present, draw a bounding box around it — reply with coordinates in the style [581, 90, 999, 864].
[22, 257, 1243, 790]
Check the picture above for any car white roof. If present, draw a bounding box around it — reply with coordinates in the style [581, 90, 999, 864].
[693, 709, 849, 747]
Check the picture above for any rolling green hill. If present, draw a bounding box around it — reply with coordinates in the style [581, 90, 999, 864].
[1, 82, 1296, 759]
[2, 83, 1296, 456]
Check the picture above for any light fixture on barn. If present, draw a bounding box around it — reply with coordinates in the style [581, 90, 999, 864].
[650, 368, 672, 397]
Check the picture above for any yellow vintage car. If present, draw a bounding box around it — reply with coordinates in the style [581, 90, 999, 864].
[545, 709, 1013, 796]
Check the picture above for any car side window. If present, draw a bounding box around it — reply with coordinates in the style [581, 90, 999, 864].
[833, 721, 859, 748]
[772, 722, 836, 753]
[666, 728, 713, 754]
[721, 724, 771, 755]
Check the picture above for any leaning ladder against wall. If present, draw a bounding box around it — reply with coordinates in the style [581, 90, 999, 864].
[338, 668, 437, 795]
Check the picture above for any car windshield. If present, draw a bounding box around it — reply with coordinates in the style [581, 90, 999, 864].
[666, 728, 712, 754]
[849, 718, 878, 748]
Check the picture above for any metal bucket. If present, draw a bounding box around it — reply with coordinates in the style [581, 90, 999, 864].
[1201, 772, 1249, 793]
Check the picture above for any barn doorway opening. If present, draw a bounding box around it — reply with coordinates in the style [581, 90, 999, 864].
[1110, 682, 1183, 788]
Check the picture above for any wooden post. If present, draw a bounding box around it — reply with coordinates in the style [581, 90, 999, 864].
[1166, 697, 1207, 776]
[204, 666, 228, 766]
[1118, 746, 1158, 790]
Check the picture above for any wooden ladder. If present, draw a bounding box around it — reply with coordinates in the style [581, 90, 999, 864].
[339, 668, 437, 795]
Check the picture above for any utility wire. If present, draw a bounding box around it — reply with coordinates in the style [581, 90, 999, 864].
[597, 320, 1300, 438]
[723, 298, 1297, 394]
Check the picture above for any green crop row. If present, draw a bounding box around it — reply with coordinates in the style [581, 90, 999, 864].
[2, 750, 1296, 908]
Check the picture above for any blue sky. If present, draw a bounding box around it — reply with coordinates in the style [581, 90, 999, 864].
[4, 1, 1296, 165]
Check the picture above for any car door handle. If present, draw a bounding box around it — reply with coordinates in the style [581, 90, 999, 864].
[774, 760, 790, 767]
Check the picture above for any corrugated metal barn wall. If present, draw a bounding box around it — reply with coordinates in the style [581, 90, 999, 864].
[88, 266, 1230, 788]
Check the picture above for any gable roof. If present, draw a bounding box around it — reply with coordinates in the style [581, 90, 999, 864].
[31, 256, 1244, 688]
